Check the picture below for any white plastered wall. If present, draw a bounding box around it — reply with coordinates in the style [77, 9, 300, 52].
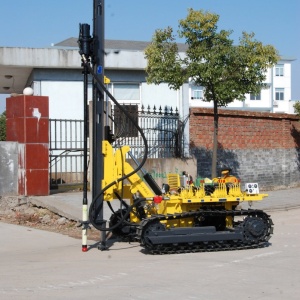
[40, 81, 92, 119]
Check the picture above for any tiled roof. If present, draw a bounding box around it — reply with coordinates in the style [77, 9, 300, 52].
[54, 37, 188, 52]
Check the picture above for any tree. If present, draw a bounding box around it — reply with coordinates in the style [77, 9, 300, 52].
[294, 101, 300, 117]
[0, 111, 6, 141]
[145, 9, 279, 178]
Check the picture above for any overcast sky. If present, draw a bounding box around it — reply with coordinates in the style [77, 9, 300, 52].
[0, 0, 299, 113]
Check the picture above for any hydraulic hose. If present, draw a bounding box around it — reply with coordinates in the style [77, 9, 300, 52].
[80, 54, 149, 231]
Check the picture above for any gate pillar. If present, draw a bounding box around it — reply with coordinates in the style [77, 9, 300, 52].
[6, 95, 49, 196]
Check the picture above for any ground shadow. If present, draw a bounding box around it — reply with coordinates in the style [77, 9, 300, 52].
[87, 235, 140, 252]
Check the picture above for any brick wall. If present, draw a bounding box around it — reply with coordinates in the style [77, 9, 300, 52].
[189, 108, 300, 190]
[6, 96, 49, 196]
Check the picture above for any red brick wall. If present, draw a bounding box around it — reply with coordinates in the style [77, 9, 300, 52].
[190, 108, 300, 150]
[6, 96, 49, 196]
[189, 108, 300, 189]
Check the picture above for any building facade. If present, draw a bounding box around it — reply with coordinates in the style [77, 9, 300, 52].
[189, 58, 296, 113]
[1, 39, 298, 189]
[0, 38, 296, 119]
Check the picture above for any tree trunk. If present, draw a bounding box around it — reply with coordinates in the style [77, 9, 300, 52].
[211, 100, 218, 178]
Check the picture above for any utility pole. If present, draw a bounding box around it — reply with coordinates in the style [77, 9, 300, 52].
[92, 0, 107, 249]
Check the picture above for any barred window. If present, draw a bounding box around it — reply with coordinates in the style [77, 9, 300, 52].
[113, 105, 138, 137]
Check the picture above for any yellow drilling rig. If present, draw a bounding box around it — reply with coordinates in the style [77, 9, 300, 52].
[78, 0, 273, 254]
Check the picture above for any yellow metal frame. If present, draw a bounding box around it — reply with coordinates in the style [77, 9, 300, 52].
[102, 142, 268, 228]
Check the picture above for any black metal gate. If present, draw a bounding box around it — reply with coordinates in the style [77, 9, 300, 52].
[49, 119, 85, 189]
[49, 105, 182, 189]
[112, 105, 182, 159]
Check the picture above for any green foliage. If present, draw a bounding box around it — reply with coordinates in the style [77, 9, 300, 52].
[145, 9, 279, 106]
[144, 26, 184, 90]
[0, 111, 6, 141]
[294, 101, 300, 117]
[145, 9, 279, 177]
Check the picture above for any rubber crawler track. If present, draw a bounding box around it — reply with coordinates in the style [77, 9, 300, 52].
[137, 209, 274, 255]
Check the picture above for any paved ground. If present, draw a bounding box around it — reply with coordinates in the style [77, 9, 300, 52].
[30, 187, 300, 222]
[0, 207, 299, 300]
[1, 187, 300, 299]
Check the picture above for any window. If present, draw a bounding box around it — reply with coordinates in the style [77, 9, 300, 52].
[109, 83, 140, 137]
[250, 92, 261, 100]
[113, 83, 140, 101]
[275, 64, 284, 77]
[113, 104, 139, 137]
[191, 86, 204, 99]
[275, 88, 284, 100]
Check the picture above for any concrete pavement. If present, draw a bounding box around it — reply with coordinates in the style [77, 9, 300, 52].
[29, 186, 300, 222]
[1, 186, 300, 300]
[1, 207, 299, 300]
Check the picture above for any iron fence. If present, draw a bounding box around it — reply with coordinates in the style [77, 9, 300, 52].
[112, 104, 182, 159]
[49, 105, 183, 188]
[49, 119, 85, 188]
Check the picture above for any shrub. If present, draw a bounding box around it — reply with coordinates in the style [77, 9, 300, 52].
[293, 101, 300, 118]
[0, 111, 6, 141]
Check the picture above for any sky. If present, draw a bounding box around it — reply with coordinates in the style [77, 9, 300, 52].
[0, 0, 299, 113]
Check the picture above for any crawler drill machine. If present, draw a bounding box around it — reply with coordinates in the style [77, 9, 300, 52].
[78, 0, 273, 254]
[95, 143, 273, 255]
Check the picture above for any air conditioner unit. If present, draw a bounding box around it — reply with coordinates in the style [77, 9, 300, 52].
[273, 101, 278, 106]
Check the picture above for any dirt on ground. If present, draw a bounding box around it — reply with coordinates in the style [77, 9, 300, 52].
[0, 196, 102, 241]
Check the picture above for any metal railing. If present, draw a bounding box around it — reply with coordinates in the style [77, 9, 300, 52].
[50, 119, 84, 151]
[112, 105, 182, 158]
[49, 119, 85, 188]
[49, 105, 183, 188]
